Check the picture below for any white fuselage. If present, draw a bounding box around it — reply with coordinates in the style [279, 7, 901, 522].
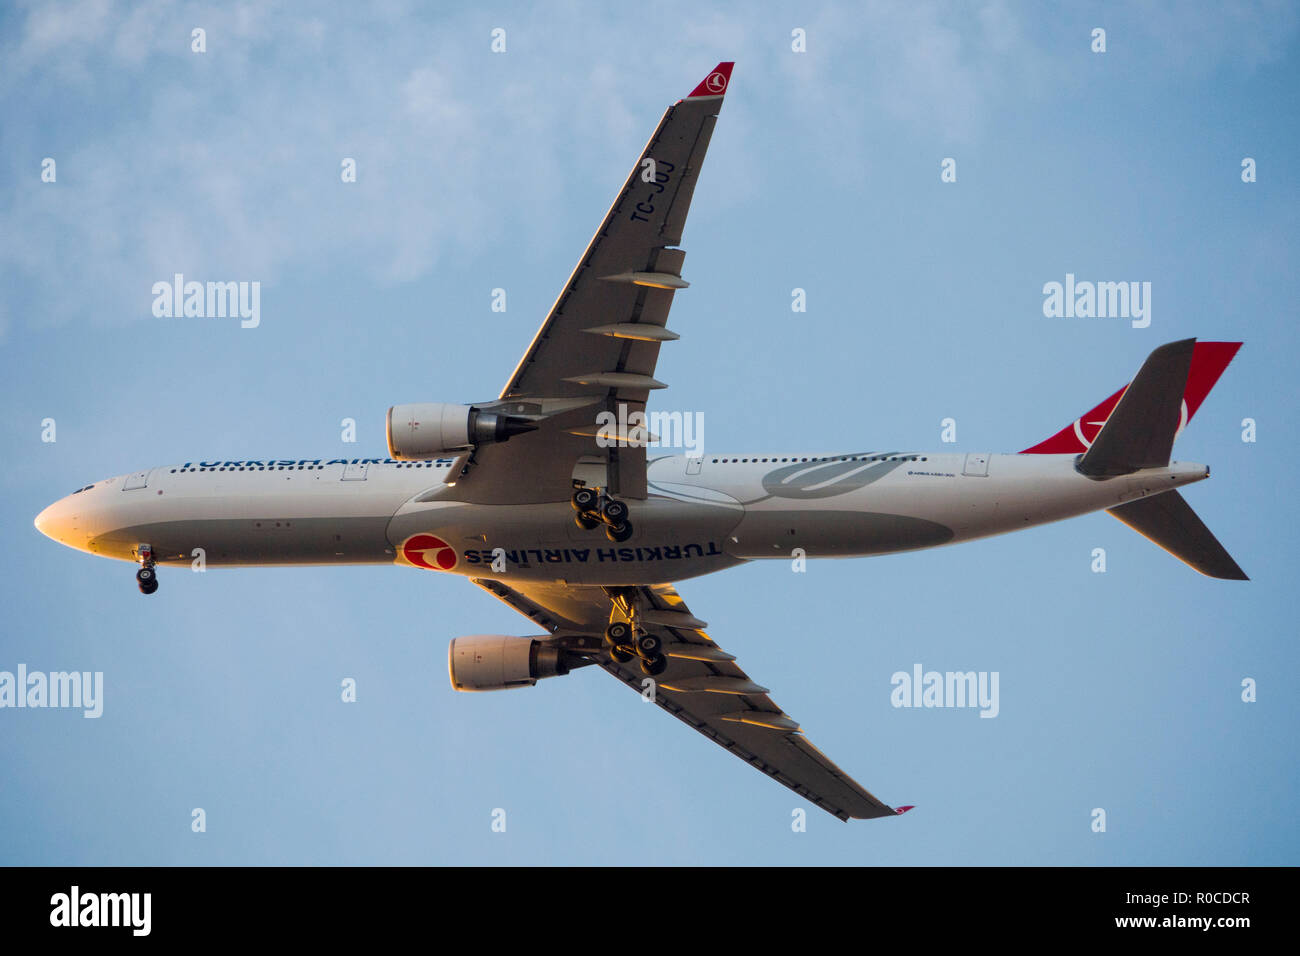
[35, 450, 1211, 585]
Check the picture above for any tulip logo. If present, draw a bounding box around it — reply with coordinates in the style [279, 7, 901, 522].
[401, 533, 458, 571]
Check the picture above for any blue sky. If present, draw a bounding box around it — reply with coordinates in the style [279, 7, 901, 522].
[2, 0, 1297, 864]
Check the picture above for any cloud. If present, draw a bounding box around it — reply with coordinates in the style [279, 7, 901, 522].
[1, 1, 1293, 336]
[1127, 0, 1298, 72]
[0, 4, 522, 328]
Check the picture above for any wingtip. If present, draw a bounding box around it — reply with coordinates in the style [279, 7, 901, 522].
[894, 805, 915, 815]
[687, 62, 734, 98]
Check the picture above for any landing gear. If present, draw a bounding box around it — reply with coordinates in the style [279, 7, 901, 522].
[136, 544, 158, 595]
[599, 497, 633, 541]
[600, 498, 628, 526]
[604, 521, 634, 543]
[602, 592, 668, 676]
[136, 568, 157, 594]
[604, 622, 632, 647]
[604, 621, 636, 663]
[639, 654, 668, 677]
[571, 488, 602, 529]
[571, 487, 599, 513]
[571, 486, 634, 540]
[634, 632, 663, 659]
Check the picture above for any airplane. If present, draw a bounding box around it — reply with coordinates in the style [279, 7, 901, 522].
[35, 62, 1247, 821]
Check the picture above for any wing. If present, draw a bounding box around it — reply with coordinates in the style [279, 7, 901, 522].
[443, 63, 734, 505]
[471, 576, 911, 821]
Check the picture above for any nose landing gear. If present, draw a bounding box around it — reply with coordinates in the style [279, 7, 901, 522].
[136, 544, 158, 595]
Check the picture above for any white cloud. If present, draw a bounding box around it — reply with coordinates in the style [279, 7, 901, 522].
[1, 1, 1293, 335]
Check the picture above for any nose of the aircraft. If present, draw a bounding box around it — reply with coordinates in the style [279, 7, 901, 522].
[35, 480, 130, 558]
[35, 501, 55, 538]
[34, 495, 78, 545]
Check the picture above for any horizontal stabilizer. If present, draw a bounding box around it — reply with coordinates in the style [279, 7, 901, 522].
[1108, 490, 1248, 580]
[1078, 338, 1195, 477]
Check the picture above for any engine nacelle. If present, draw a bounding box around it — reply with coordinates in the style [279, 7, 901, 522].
[386, 403, 536, 460]
[448, 635, 570, 692]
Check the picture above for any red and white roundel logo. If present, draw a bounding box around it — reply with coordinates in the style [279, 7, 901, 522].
[1071, 398, 1188, 449]
[1071, 415, 1109, 449]
[705, 71, 728, 93]
[401, 533, 457, 571]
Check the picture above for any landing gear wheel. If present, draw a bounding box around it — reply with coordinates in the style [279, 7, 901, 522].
[601, 498, 629, 525]
[604, 520, 634, 543]
[639, 654, 668, 677]
[604, 621, 632, 647]
[609, 644, 634, 664]
[573, 512, 601, 531]
[635, 632, 664, 659]
[571, 487, 599, 513]
[135, 544, 158, 595]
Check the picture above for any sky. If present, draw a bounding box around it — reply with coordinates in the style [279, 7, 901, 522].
[2, 0, 1297, 865]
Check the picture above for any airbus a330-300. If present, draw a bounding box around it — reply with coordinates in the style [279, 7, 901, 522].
[37, 63, 1246, 820]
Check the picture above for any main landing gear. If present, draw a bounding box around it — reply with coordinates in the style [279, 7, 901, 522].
[571, 487, 633, 542]
[603, 592, 668, 677]
[136, 544, 158, 595]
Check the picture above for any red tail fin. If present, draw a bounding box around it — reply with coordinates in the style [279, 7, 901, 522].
[1021, 341, 1241, 454]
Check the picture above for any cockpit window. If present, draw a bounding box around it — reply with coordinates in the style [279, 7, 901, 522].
[70, 484, 93, 494]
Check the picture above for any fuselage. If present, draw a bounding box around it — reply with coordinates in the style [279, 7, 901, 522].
[34, 450, 1211, 585]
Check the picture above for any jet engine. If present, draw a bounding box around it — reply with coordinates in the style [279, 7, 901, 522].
[386, 403, 536, 460]
[448, 635, 570, 692]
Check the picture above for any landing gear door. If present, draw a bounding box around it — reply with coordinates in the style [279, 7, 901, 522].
[962, 453, 990, 477]
[572, 456, 608, 489]
[341, 462, 370, 481]
[122, 469, 151, 491]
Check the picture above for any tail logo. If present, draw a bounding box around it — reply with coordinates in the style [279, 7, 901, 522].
[1071, 416, 1109, 449]
[401, 533, 457, 571]
[704, 71, 728, 93]
[1071, 398, 1188, 448]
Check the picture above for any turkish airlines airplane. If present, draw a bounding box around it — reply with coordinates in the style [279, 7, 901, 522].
[36, 62, 1246, 821]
